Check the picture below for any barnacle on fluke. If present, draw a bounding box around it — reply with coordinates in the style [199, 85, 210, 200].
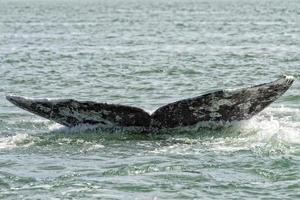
[6, 75, 294, 131]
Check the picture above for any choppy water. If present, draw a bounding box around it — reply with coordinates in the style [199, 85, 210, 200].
[0, 0, 300, 199]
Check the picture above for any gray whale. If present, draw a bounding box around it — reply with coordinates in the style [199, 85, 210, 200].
[6, 75, 294, 130]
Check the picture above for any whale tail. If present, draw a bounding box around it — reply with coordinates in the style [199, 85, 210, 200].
[6, 75, 294, 129]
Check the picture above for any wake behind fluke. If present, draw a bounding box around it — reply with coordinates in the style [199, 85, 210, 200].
[6, 75, 294, 132]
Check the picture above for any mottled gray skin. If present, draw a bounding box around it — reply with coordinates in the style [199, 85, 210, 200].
[151, 75, 294, 129]
[5, 97, 151, 128]
[6, 75, 294, 130]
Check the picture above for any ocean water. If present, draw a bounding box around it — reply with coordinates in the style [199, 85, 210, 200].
[0, 0, 300, 199]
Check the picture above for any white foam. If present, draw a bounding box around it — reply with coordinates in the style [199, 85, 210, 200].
[210, 107, 300, 154]
[50, 123, 100, 133]
[0, 133, 33, 149]
[251, 107, 300, 144]
[150, 106, 300, 155]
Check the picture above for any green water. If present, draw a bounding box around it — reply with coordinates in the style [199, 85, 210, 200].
[0, 0, 300, 199]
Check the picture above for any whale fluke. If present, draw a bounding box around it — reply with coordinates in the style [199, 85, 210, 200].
[6, 75, 294, 130]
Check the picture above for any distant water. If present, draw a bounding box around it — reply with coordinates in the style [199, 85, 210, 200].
[0, 0, 300, 199]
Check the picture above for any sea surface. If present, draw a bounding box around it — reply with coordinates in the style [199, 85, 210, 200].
[0, 0, 300, 199]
